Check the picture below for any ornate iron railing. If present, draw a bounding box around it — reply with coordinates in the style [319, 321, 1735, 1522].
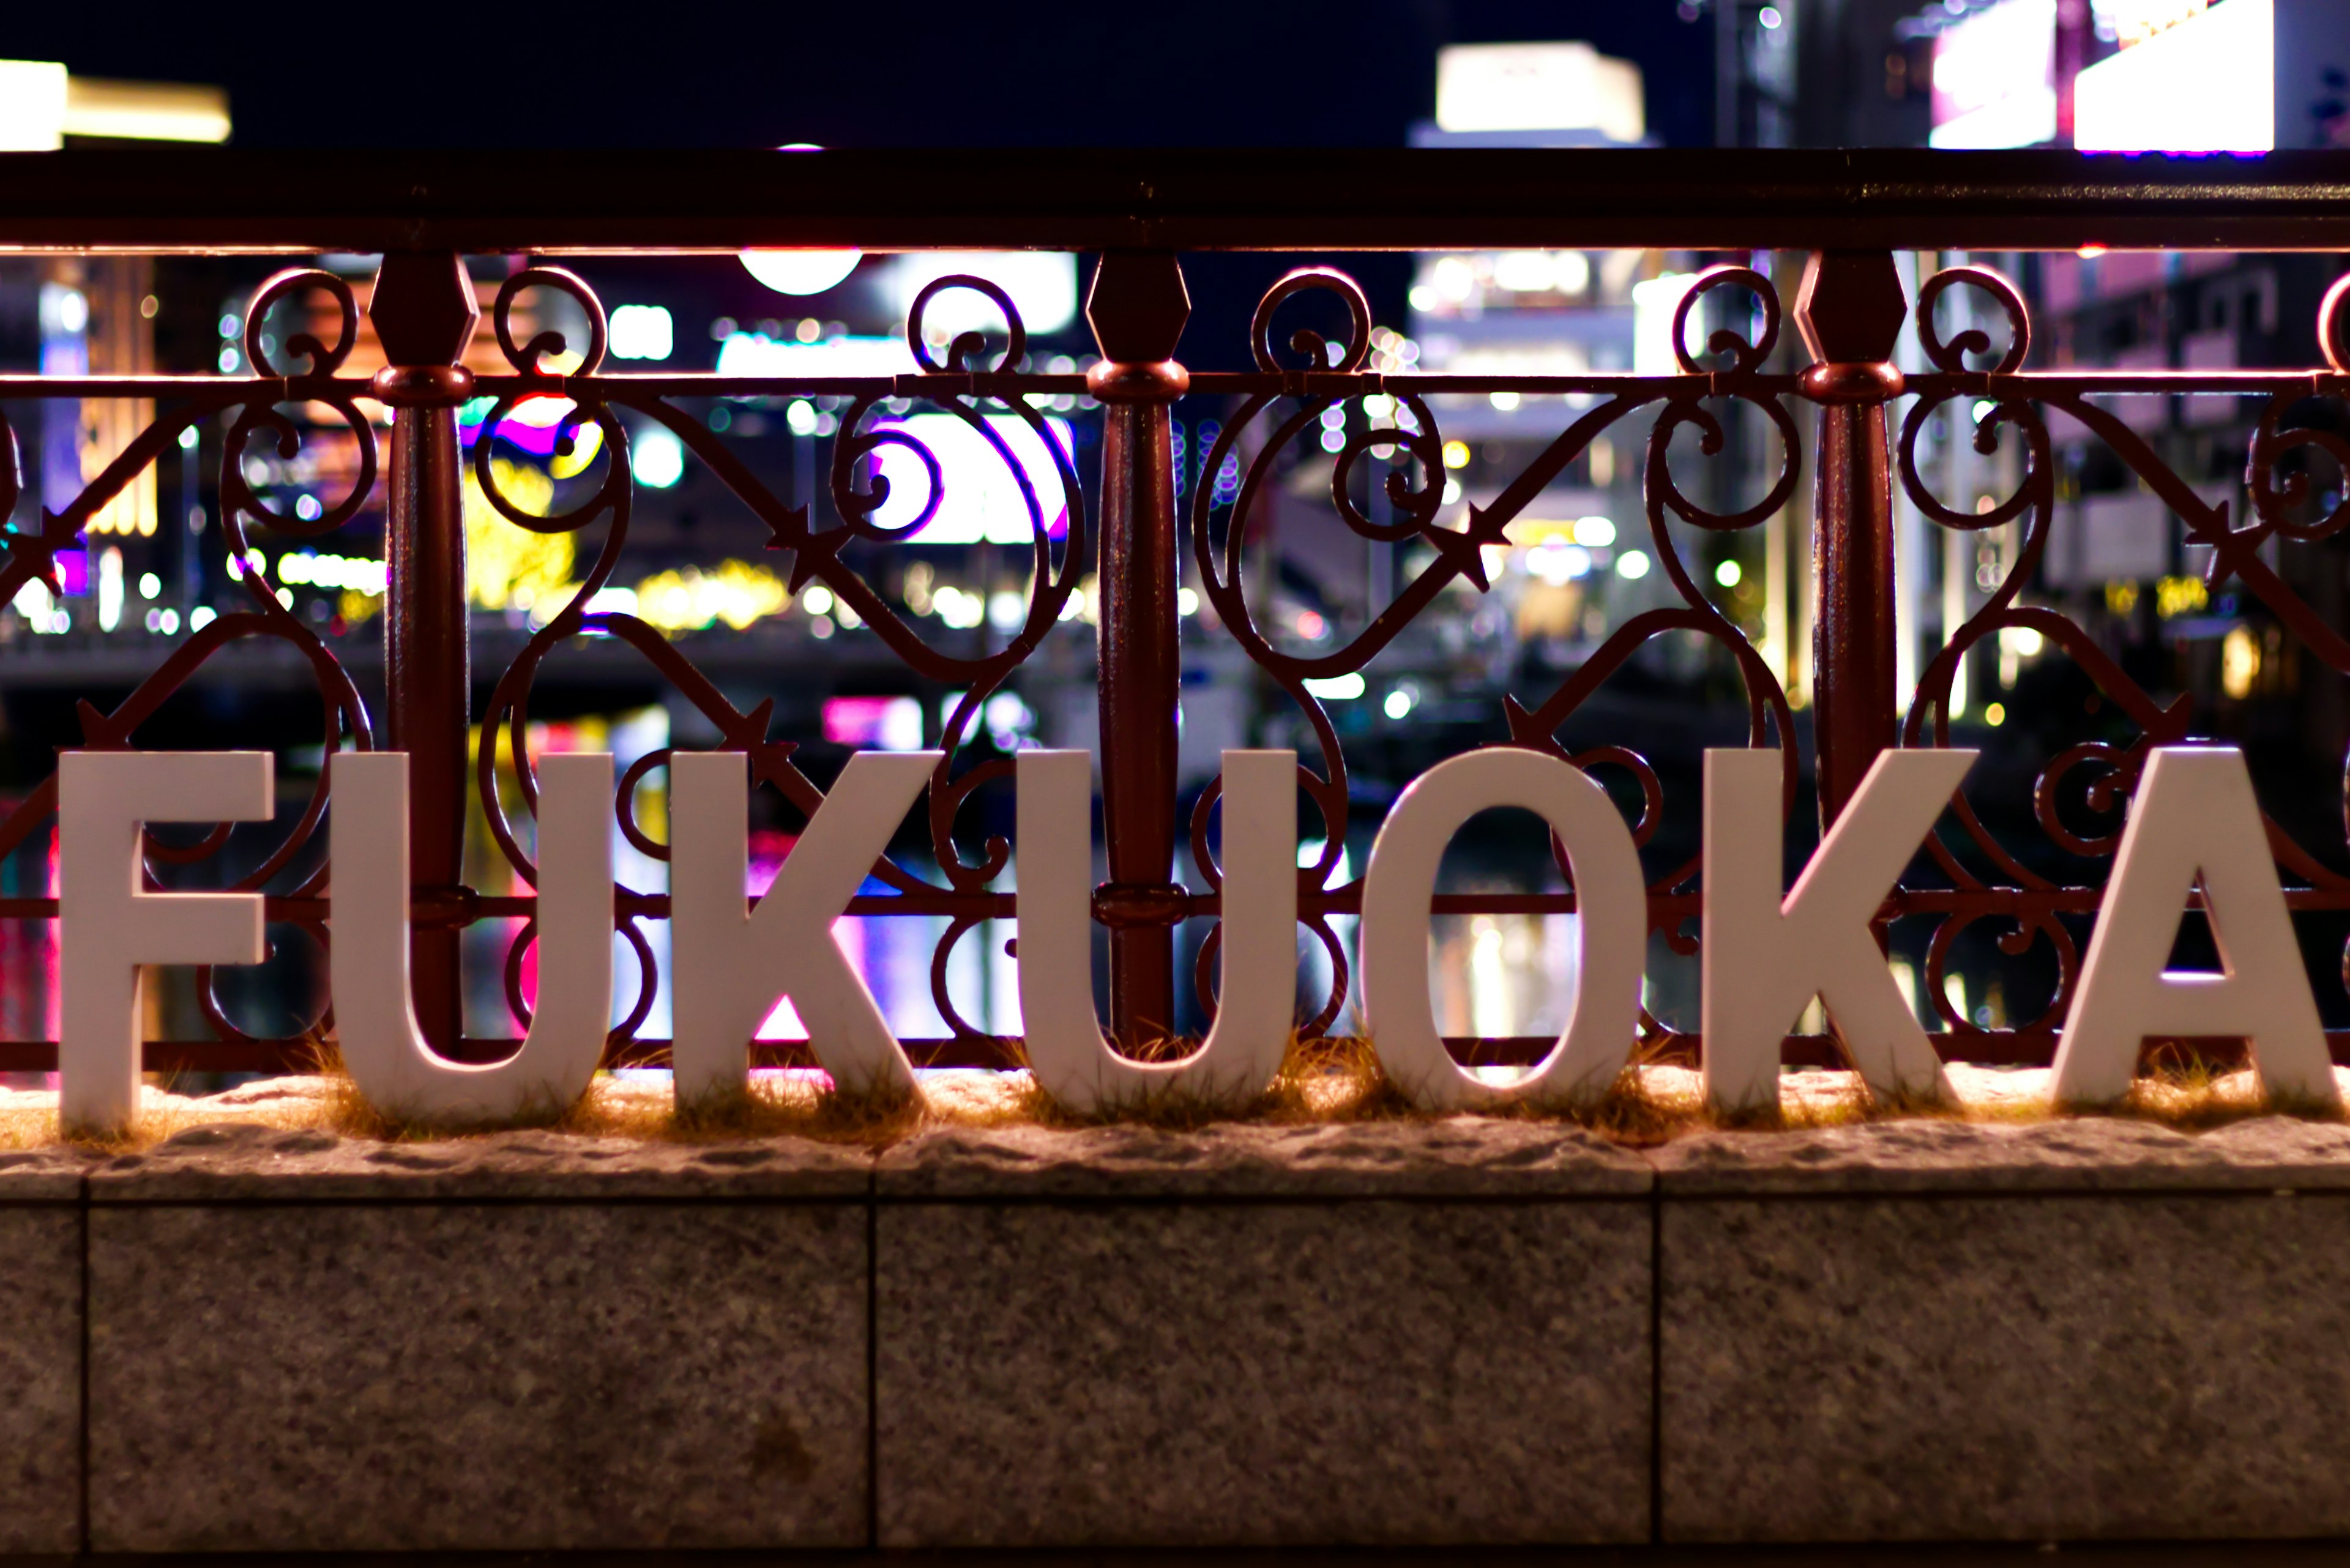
[5, 148, 2350, 1076]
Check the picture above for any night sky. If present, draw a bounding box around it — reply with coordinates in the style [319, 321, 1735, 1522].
[4, 1, 1717, 149]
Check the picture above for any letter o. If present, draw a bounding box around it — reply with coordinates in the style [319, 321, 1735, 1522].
[1359, 749, 1647, 1110]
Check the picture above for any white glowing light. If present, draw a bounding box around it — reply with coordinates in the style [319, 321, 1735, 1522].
[715, 334, 914, 378]
[1573, 516, 1617, 548]
[1383, 687, 1417, 720]
[189, 607, 215, 631]
[867, 413, 1075, 545]
[1302, 673, 1367, 700]
[1177, 586, 1200, 617]
[891, 252, 1078, 337]
[631, 425, 685, 490]
[1526, 543, 1592, 585]
[136, 572, 159, 599]
[987, 590, 1025, 632]
[0, 61, 67, 151]
[931, 584, 985, 629]
[608, 305, 674, 361]
[2075, 0, 2272, 152]
[1715, 559, 1743, 588]
[13, 578, 53, 631]
[785, 400, 818, 436]
[275, 551, 388, 595]
[1930, 0, 2058, 149]
[1433, 42, 1644, 141]
[739, 249, 863, 296]
[1632, 273, 1699, 375]
[1493, 252, 1559, 293]
[97, 547, 122, 633]
[1616, 550, 1652, 581]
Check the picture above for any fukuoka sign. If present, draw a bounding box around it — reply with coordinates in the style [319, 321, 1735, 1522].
[55, 742, 2338, 1134]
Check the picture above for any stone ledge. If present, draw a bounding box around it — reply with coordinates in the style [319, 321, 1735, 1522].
[0, 1148, 92, 1203]
[873, 1117, 1654, 1199]
[1652, 1113, 2350, 1195]
[87, 1122, 873, 1201]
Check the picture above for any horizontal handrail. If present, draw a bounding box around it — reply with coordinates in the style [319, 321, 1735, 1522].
[6, 148, 2350, 253]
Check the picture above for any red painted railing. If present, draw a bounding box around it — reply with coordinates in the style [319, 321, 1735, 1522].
[4, 148, 2350, 1075]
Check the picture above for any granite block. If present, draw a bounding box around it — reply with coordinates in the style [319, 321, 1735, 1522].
[0, 1204, 86, 1553]
[1662, 1191, 2350, 1541]
[90, 1121, 872, 1201]
[1652, 1114, 2350, 1195]
[876, 1116, 1652, 1199]
[876, 1198, 1650, 1547]
[89, 1200, 868, 1551]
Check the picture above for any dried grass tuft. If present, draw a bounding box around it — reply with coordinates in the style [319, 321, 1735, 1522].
[28, 1028, 2350, 1154]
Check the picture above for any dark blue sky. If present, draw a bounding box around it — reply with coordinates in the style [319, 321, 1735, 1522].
[7, 1, 1717, 149]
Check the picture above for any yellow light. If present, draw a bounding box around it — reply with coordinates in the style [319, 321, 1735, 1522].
[2155, 574, 2209, 619]
[1441, 440, 1471, 469]
[463, 458, 574, 611]
[548, 422, 604, 481]
[61, 77, 231, 143]
[2221, 624, 2260, 700]
[2103, 580, 2140, 615]
[1984, 702, 2006, 726]
[633, 560, 789, 635]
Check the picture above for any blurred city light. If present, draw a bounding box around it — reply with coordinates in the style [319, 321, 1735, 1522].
[2075, 0, 2272, 152]
[867, 413, 1073, 544]
[822, 695, 925, 751]
[608, 305, 674, 360]
[1432, 42, 1644, 141]
[890, 252, 1078, 337]
[1631, 273, 1698, 375]
[631, 425, 685, 489]
[716, 332, 913, 377]
[740, 249, 862, 296]
[1928, 0, 2057, 149]
[0, 61, 229, 147]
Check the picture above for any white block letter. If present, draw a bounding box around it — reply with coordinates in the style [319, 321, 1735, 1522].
[670, 749, 936, 1104]
[1016, 749, 1297, 1112]
[1702, 747, 1975, 1112]
[330, 750, 613, 1124]
[1359, 749, 1646, 1110]
[60, 750, 271, 1134]
[2053, 745, 2337, 1108]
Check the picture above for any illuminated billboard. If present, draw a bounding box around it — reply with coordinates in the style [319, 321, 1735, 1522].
[2074, 0, 2274, 152]
[1930, 0, 2059, 149]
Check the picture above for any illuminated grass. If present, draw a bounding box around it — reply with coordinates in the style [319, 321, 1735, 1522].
[24, 1039, 2350, 1152]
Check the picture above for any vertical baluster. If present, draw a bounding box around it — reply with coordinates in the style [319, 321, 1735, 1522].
[1085, 252, 1192, 1046]
[367, 252, 479, 1057]
[1796, 250, 1909, 829]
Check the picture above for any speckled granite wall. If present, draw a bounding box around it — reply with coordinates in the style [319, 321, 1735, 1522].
[13, 1113, 2350, 1550]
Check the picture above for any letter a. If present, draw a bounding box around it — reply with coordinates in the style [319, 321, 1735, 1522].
[331, 750, 613, 1124]
[670, 749, 937, 1105]
[2053, 745, 2337, 1108]
[60, 750, 272, 1135]
[1702, 748, 1975, 1113]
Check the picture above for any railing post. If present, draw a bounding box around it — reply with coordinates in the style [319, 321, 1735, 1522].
[367, 252, 479, 1056]
[1084, 252, 1192, 1046]
[1796, 250, 1909, 829]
